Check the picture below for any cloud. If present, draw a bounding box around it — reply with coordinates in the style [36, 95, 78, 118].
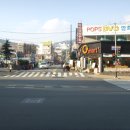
[3, 18, 71, 43]
[42, 18, 70, 33]
[41, 18, 71, 42]
[123, 15, 130, 23]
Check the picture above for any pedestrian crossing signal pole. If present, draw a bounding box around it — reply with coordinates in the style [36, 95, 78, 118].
[114, 23, 118, 78]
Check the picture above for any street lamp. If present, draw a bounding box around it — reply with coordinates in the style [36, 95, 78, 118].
[114, 23, 118, 78]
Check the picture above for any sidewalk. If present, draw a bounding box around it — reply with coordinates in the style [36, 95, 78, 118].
[89, 73, 130, 80]
[0, 67, 17, 76]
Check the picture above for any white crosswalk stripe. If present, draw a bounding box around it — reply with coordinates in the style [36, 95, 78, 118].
[33, 72, 40, 77]
[69, 72, 72, 76]
[74, 72, 79, 77]
[45, 72, 51, 77]
[79, 73, 85, 77]
[16, 72, 25, 77]
[28, 72, 35, 77]
[58, 72, 61, 77]
[2, 71, 86, 78]
[10, 75, 16, 77]
[63, 72, 67, 77]
[22, 72, 30, 77]
[40, 72, 45, 77]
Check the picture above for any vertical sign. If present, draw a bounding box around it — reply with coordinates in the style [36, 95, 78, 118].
[76, 23, 83, 44]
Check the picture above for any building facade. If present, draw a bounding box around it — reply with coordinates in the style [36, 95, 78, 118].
[75, 23, 130, 72]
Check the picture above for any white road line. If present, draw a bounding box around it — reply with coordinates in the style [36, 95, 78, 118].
[22, 72, 30, 77]
[63, 72, 67, 77]
[25, 84, 35, 87]
[40, 73, 45, 77]
[80, 73, 85, 77]
[8, 84, 17, 87]
[75, 72, 79, 77]
[44, 85, 53, 88]
[4, 75, 10, 77]
[45, 72, 51, 77]
[33, 72, 40, 77]
[10, 75, 16, 77]
[58, 72, 61, 77]
[16, 72, 25, 77]
[28, 72, 35, 77]
[52, 72, 56, 75]
[22, 98, 45, 104]
[69, 72, 72, 76]
[23, 87, 34, 89]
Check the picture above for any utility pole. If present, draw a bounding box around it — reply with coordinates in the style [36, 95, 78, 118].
[70, 24, 72, 54]
[114, 23, 118, 78]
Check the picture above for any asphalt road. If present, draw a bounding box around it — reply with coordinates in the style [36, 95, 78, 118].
[0, 79, 130, 130]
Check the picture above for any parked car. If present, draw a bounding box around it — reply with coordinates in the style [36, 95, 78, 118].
[38, 62, 50, 69]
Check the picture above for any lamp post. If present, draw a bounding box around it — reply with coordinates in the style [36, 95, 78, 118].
[114, 23, 118, 78]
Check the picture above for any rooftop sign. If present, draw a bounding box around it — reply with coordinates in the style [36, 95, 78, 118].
[83, 24, 130, 36]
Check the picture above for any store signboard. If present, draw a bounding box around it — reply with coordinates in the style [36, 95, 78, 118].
[76, 23, 83, 44]
[111, 46, 121, 50]
[83, 24, 130, 36]
[42, 41, 52, 46]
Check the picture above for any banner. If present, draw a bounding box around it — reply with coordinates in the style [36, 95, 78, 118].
[83, 24, 130, 36]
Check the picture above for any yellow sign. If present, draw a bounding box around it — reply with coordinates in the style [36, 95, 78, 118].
[42, 41, 52, 46]
[81, 45, 99, 54]
[82, 45, 88, 54]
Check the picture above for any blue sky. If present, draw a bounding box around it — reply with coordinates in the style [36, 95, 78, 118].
[0, 0, 130, 43]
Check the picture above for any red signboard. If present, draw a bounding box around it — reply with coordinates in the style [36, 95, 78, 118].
[76, 23, 83, 44]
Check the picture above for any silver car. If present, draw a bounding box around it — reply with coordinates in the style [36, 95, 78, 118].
[39, 62, 50, 69]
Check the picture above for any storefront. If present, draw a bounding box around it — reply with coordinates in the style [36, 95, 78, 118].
[78, 41, 130, 73]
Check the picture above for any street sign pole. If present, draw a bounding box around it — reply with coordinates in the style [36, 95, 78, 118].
[114, 23, 118, 78]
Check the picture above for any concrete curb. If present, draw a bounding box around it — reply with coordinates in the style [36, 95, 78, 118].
[90, 73, 130, 80]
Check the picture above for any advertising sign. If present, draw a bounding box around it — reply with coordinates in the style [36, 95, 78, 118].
[76, 23, 83, 44]
[42, 41, 52, 46]
[83, 24, 130, 36]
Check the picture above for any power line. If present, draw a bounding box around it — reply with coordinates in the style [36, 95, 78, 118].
[0, 30, 75, 35]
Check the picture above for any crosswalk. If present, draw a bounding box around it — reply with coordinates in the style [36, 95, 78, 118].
[3, 71, 86, 78]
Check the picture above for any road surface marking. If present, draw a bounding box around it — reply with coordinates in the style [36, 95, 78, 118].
[69, 72, 72, 76]
[22, 98, 45, 104]
[8, 84, 17, 87]
[28, 72, 35, 77]
[45, 72, 51, 77]
[75, 72, 79, 77]
[16, 72, 25, 77]
[63, 72, 67, 77]
[40, 72, 45, 77]
[4, 75, 10, 77]
[33, 72, 40, 77]
[22, 72, 30, 77]
[80, 73, 85, 77]
[10, 75, 16, 77]
[58, 72, 61, 77]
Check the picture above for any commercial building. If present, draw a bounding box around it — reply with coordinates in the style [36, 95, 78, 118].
[36, 41, 53, 62]
[76, 23, 130, 73]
